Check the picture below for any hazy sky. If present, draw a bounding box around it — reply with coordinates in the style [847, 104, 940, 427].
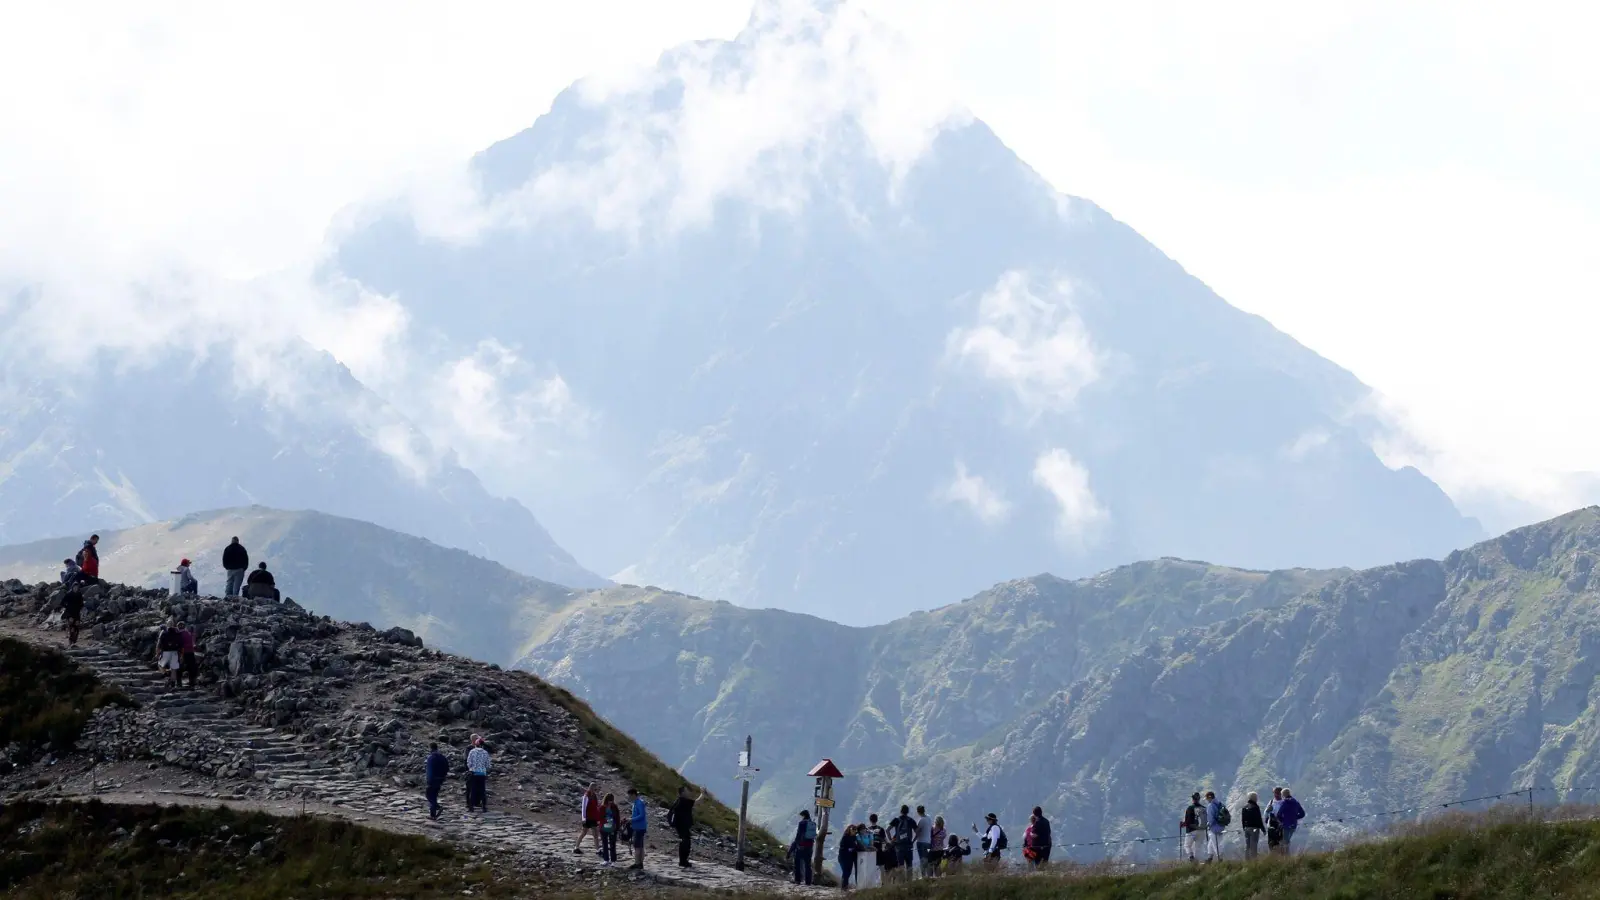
[3, 0, 1596, 529]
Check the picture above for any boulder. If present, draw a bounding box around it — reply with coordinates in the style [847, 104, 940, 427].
[379, 626, 423, 648]
[227, 639, 274, 676]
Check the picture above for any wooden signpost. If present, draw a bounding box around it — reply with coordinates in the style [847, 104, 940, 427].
[808, 759, 845, 879]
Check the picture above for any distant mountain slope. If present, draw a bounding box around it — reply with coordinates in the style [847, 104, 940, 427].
[0, 506, 579, 664]
[843, 508, 1600, 857]
[0, 344, 602, 588]
[331, 2, 1480, 623]
[516, 560, 1338, 823]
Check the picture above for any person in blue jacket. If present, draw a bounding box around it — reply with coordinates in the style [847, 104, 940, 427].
[424, 743, 449, 820]
[627, 787, 649, 870]
[1277, 788, 1307, 854]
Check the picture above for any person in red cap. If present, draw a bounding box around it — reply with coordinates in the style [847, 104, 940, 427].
[172, 558, 199, 596]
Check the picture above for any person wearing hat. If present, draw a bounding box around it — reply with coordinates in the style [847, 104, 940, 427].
[464, 735, 491, 814]
[172, 558, 198, 596]
[788, 809, 817, 885]
[980, 813, 1006, 866]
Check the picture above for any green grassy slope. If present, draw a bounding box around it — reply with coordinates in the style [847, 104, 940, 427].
[873, 816, 1600, 900]
[0, 637, 131, 763]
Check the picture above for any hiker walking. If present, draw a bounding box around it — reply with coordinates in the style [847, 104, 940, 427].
[1182, 792, 1204, 862]
[464, 735, 490, 813]
[979, 813, 1006, 867]
[1277, 788, 1306, 854]
[928, 816, 947, 876]
[246, 562, 279, 601]
[62, 585, 84, 647]
[575, 782, 602, 855]
[626, 787, 647, 870]
[788, 810, 817, 885]
[915, 805, 933, 877]
[667, 785, 704, 868]
[222, 537, 249, 598]
[1266, 786, 1285, 854]
[424, 743, 449, 820]
[1240, 792, 1265, 859]
[76, 535, 100, 584]
[178, 621, 199, 688]
[601, 792, 622, 867]
[1204, 790, 1228, 861]
[890, 805, 917, 882]
[837, 823, 859, 890]
[1029, 806, 1052, 866]
[155, 620, 183, 690]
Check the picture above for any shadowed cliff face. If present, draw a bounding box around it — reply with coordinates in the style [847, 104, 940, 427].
[515, 560, 1337, 822]
[843, 509, 1600, 858]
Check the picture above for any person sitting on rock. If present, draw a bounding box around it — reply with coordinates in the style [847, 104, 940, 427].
[245, 562, 279, 601]
[60, 557, 84, 587]
[76, 534, 100, 584]
[172, 558, 199, 596]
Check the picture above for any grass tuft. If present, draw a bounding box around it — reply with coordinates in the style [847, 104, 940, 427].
[0, 637, 132, 762]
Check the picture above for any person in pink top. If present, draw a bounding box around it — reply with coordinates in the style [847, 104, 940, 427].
[178, 622, 199, 689]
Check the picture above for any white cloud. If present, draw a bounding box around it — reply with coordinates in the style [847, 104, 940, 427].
[1032, 448, 1108, 545]
[939, 462, 1011, 525]
[949, 271, 1103, 414]
[1284, 429, 1331, 461]
[408, 0, 964, 241]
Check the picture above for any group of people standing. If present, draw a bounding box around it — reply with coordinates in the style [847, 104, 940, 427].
[824, 805, 1051, 889]
[572, 781, 690, 870]
[56, 534, 280, 603]
[1182, 786, 1307, 862]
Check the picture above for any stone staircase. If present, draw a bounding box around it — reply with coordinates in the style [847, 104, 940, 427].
[60, 640, 818, 895]
[63, 644, 341, 785]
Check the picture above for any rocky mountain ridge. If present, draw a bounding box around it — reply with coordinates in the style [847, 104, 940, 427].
[841, 507, 1600, 857]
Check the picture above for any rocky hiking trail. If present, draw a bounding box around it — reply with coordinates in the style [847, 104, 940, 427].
[0, 578, 820, 896]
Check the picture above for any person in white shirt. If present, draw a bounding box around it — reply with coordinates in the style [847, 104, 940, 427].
[464, 735, 491, 814]
[981, 813, 1005, 869]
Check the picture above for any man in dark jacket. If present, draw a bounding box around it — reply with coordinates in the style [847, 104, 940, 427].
[890, 805, 918, 881]
[62, 587, 85, 647]
[222, 537, 249, 598]
[245, 562, 279, 601]
[1029, 806, 1052, 865]
[667, 785, 704, 868]
[424, 743, 449, 820]
[1240, 792, 1265, 858]
[1182, 793, 1204, 862]
[1277, 788, 1307, 854]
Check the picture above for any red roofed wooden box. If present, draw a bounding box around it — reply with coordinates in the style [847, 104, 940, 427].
[808, 759, 845, 779]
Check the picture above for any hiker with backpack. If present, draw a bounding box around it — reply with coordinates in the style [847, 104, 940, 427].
[1182, 792, 1204, 862]
[600, 792, 622, 867]
[154, 620, 183, 690]
[863, 814, 887, 888]
[943, 833, 971, 874]
[76, 535, 100, 584]
[575, 783, 602, 856]
[1204, 790, 1228, 862]
[979, 813, 1006, 867]
[788, 810, 817, 885]
[1266, 786, 1285, 854]
[890, 805, 918, 881]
